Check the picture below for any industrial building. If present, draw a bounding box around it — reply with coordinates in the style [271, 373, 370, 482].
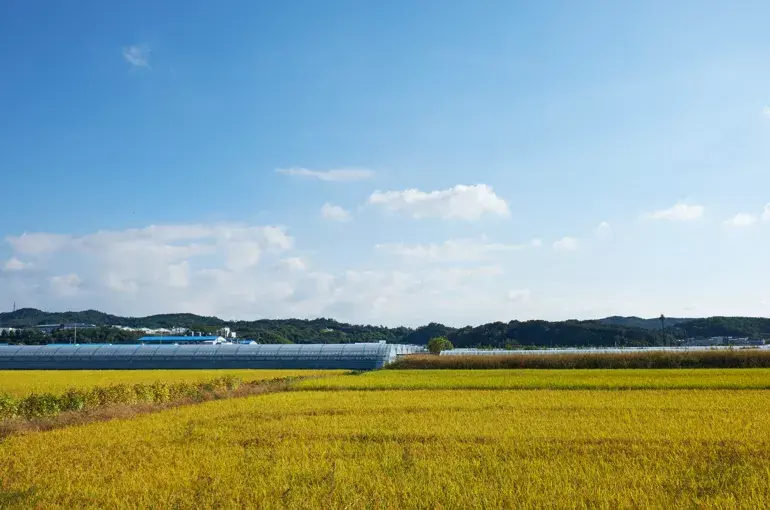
[0, 343, 400, 370]
[138, 335, 228, 345]
[115, 326, 190, 335]
[34, 323, 96, 334]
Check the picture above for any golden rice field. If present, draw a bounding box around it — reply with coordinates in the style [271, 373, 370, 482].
[295, 368, 770, 390]
[2, 369, 770, 508]
[0, 369, 344, 397]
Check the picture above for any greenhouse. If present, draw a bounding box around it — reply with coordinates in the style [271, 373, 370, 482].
[0, 343, 393, 370]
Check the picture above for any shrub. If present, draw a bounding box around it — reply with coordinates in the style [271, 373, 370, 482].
[150, 382, 171, 403]
[219, 375, 241, 391]
[0, 394, 18, 420]
[103, 384, 137, 405]
[133, 383, 155, 404]
[18, 393, 62, 419]
[169, 382, 197, 401]
[1, 375, 248, 423]
[84, 387, 106, 408]
[60, 389, 88, 412]
[427, 337, 454, 355]
[87, 386, 110, 408]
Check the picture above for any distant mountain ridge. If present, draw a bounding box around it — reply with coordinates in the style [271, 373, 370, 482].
[2, 308, 770, 347]
[0, 308, 692, 330]
[596, 316, 692, 330]
[0, 308, 224, 329]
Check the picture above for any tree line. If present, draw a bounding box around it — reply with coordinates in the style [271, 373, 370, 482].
[1, 327, 144, 345]
[2, 308, 769, 347]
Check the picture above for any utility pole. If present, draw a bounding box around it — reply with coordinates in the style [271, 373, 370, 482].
[659, 314, 666, 346]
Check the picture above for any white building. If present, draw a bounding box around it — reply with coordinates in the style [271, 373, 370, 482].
[218, 327, 237, 339]
[114, 326, 188, 335]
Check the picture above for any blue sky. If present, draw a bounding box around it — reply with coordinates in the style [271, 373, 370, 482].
[2, 1, 770, 325]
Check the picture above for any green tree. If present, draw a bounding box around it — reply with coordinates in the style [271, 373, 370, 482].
[427, 336, 453, 354]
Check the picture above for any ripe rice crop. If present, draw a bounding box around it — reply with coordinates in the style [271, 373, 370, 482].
[0, 375, 245, 421]
[294, 368, 770, 391]
[1, 388, 769, 508]
[389, 349, 770, 369]
[0, 369, 343, 397]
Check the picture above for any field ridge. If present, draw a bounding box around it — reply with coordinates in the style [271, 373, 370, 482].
[0, 376, 308, 439]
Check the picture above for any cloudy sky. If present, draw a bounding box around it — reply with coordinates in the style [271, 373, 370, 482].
[2, 1, 770, 326]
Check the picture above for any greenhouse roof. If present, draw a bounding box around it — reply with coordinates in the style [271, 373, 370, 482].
[0, 343, 394, 370]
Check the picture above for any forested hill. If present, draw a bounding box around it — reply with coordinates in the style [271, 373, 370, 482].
[2, 309, 770, 347]
[670, 317, 770, 338]
[0, 308, 225, 329]
[597, 316, 692, 330]
[0, 308, 412, 345]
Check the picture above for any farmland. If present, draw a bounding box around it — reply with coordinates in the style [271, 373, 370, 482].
[0, 369, 343, 397]
[389, 349, 770, 369]
[1, 369, 770, 508]
[294, 368, 770, 390]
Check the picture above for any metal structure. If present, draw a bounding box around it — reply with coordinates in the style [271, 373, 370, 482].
[0, 343, 392, 370]
[137, 335, 227, 345]
[390, 344, 427, 356]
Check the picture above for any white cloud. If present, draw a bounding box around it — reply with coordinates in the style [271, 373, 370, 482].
[507, 289, 531, 302]
[762, 204, 770, 222]
[368, 184, 509, 221]
[167, 262, 190, 288]
[302, 265, 508, 325]
[223, 241, 263, 271]
[50, 273, 81, 297]
[13, 217, 770, 325]
[279, 257, 307, 272]
[646, 203, 704, 221]
[277, 168, 374, 181]
[595, 221, 611, 240]
[2, 220, 529, 325]
[122, 45, 150, 68]
[553, 237, 578, 252]
[8, 209, 770, 325]
[723, 213, 757, 228]
[762, 106, 770, 118]
[376, 238, 539, 263]
[257, 226, 294, 251]
[320, 203, 352, 222]
[7, 233, 70, 255]
[3, 258, 33, 271]
[106, 273, 139, 293]
[4, 223, 294, 313]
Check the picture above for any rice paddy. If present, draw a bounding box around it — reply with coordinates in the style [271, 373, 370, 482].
[0, 369, 344, 397]
[390, 349, 770, 369]
[294, 368, 770, 390]
[2, 368, 770, 508]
